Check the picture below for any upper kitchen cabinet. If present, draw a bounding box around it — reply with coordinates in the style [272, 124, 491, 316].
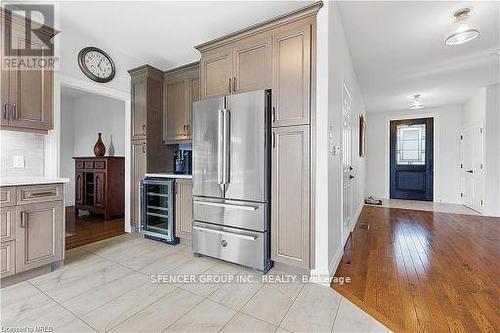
[0, 9, 58, 133]
[163, 62, 199, 143]
[129, 65, 169, 173]
[271, 19, 312, 127]
[198, 33, 271, 99]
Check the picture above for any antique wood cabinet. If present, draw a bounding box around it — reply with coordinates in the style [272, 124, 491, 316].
[73, 157, 125, 220]
[175, 179, 193, 238]
[1, 183, 64, 280]
[0, 9, 58, 133]
[164, 62, 199, 143]
[195, 2, 320, 270]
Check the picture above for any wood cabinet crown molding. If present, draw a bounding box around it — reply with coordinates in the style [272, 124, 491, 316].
[165, 61, 200, 76]
[194, 1, 322, 53]
[128, 64, 164, 81]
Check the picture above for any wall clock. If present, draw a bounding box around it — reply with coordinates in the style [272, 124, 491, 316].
[78, 47, 116, 83]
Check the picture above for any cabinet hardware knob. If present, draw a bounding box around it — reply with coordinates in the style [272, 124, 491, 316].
[228, 78, 232, 93]
[142, 144, 146, 154]
[272, 132, 276, 148]
[142, 124, 146, 134]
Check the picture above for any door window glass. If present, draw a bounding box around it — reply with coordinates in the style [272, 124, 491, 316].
[396, 124, 426, 165]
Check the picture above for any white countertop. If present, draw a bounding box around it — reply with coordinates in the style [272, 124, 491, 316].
[145, 173, 193, 179]
[0, 177, 70, 187]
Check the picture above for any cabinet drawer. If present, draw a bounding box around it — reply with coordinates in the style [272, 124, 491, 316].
[75, 161, 84, 169]
[17, 184, 63, 204]
[84, 161, 94, 169]
[1, 240, 16, 278]
[94, 161, 106, 169]
[0, 187, 16, 207]
[0, 207, 15, 241]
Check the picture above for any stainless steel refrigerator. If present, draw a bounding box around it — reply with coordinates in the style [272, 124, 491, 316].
[192, 89, 272, 272]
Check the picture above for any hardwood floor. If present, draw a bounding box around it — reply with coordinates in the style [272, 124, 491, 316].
[65, 206, 125, 250]
[332, 205, 500, 333]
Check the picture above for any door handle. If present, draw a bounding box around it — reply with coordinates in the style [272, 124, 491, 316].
[194, 200, 258, 211]
[232, 77, 236, 93]
[217, 110, 224, 185]
[272, 107, 276, 123]
[193, 225, 256, 241]
[466, 170, 473, 174]
[2, 103, 8, 120]
[349, 175, 355, 179]
[20, 211, 27, 228]
[223, 109, 230, 185]
[228, 78, 232, 93]
[12, 103, 17, 120]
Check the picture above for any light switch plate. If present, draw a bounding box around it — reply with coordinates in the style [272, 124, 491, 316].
[13, 155, 25, 168]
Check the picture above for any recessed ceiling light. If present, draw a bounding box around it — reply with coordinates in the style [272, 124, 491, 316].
[409, 94, 424, 109]
[445, 8, 480, 46]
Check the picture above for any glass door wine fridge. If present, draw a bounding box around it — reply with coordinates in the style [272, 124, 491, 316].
[140, 178, 179, 244]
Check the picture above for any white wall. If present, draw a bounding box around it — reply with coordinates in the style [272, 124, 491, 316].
[313, 2, 367, 280]
[365, 105, 462, 204]
[60, 88, 125, 205]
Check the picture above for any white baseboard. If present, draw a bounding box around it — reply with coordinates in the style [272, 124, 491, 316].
[352, 203, 364, 232]
[328, 245, 344, 277]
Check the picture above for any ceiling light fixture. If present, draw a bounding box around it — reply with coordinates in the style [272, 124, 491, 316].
[445, 8, 480, 46]
[409, 94, 424, 109]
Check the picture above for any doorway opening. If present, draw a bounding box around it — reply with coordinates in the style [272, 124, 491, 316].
[389, 117, 434, 201]
[60, 86, 126, 249]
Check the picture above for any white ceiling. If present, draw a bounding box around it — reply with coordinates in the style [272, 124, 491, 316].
[58, 1, 313, 71]
[337, 1, 500, 113]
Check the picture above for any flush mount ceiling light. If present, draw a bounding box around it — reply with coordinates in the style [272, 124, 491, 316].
[445, 8, 480, 46]
[409, 94, 424, 109]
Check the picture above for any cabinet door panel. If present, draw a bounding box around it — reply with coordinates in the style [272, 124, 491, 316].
[94, 172, 105, 208]
[0, 206, 15, 241]
[131, 79, 147, 139]
[175, 180, 193, 237]
[271, 125, 310, 269]
[233, 33, 271, 93]
[75, 172, 84, 205]
[200, 49, 232, 99]
[1, 241, 15, 278]
[165, 80, 188, 141]
[131, 141, 146, 227]
[188, 77, 199, 137]
[272, 22, 311, 127]
[1, 13, 9, 128]
[16, 201, 63, 273]
[9, 26, 53, 130]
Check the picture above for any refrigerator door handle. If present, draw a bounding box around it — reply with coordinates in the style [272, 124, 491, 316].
[193, 225, 257, 241]
[223, 109, 230, 185]
[217, 110, 224, 186]
[193, 200, 258, 211]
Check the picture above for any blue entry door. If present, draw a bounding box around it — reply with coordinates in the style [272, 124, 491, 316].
[390, 118, 433, 201]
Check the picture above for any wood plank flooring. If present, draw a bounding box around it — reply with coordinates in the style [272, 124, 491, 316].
[332, 205, 500, 333]
[65, 206, 124, 250]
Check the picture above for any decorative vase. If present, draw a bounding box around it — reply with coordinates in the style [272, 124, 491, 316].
[94, 133, 106, 157]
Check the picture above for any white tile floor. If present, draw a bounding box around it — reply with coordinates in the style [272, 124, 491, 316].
[1, 234, 390, 333]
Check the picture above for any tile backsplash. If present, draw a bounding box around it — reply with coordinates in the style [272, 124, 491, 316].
[0, 130, 44, 178]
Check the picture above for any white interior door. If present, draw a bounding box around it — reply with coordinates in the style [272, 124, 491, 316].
[342, 83, 353, 242]
[461, 123, 484, 213]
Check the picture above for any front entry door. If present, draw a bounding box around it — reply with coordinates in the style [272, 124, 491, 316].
[390, 118, 433, 201]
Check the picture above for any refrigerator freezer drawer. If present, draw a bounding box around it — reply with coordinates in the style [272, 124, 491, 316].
[193, 197, 268, 231]
[192, 222, 270, 271]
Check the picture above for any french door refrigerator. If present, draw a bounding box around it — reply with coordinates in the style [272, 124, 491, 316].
[192, 89, 272, 272]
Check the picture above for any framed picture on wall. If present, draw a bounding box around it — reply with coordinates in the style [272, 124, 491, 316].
[359, 114, 366, 157]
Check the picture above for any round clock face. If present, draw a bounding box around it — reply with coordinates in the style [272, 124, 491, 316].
[78, 47, 116, 83]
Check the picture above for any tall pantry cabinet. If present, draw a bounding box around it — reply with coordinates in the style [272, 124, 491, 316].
[196, 2, 321, 270]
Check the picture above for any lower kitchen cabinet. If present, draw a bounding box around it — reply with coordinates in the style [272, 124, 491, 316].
[131, 140, 147, 228]
[1, 240, 15, 278]
[15, 200, 63, 273]
[271, 125, 310, 269]
[175, 179, 193, 238]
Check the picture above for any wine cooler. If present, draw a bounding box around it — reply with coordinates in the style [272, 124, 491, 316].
[140, 178, 179, 244]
